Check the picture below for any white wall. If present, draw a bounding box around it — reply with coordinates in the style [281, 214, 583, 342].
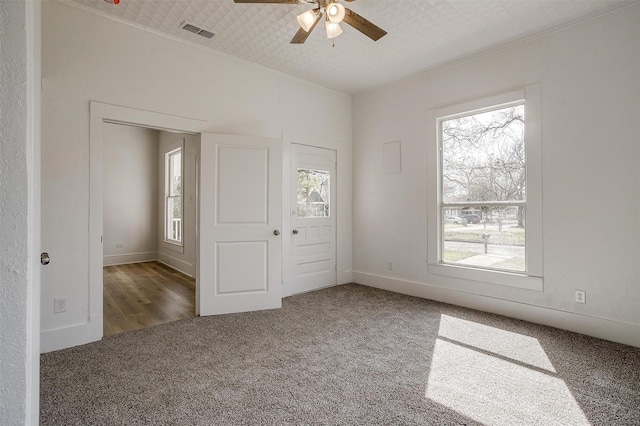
[41, 1, 351, 351]
[103, 124, 159, 265]
[0, 0, 40, 423]
[157, 132, 198, 277]
[352, 5, 640, 346]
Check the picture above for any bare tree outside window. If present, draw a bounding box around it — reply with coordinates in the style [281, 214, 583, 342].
[297, 169, 330, 218]
[440, 104, 526, 272]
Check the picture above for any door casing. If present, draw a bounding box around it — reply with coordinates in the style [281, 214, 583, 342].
[89, 102, 208, 343]
[290, 143, 337, 294]
[281, 132, 352, 297]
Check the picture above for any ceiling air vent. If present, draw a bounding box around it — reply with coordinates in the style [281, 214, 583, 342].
[180, 22, 215, 39]
[198, 29, 215, 39]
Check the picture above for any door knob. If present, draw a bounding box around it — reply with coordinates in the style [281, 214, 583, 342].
[292, 229, 299, 235]
[41, 252, 50, 266]
[273, 230, 280, 236]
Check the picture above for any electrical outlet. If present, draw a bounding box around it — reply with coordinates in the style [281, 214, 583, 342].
[116, 243, 124, 248]
[54, 298, 66, 313]
[388, 261, 394, 271]
[575, 290, 586, 304]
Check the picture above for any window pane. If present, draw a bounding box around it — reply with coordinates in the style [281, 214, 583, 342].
[165, 148, 182, 244]
[167, 196, 182, 242]
[169, 151, 182, 197]
[442, 206, 525, 272]
[442, 105, 525, 203]
[297, 169, 329, 218]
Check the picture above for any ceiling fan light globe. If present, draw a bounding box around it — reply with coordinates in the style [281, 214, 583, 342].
[326, 3, 345, 24]
[297, 9, 318, 32]
[325, 21, 343, 39]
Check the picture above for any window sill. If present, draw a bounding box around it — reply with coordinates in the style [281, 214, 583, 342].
[162, 240, 184, 254]
[427, 263, 543, 291]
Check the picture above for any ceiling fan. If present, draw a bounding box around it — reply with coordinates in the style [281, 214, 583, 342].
[233, 0, 387, 44]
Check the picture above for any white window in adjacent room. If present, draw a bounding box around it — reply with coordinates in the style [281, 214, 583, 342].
[427, 85, 542, 290]
[165, 147, 183, 245]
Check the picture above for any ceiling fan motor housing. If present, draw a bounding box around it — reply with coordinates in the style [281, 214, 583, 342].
[233, 0, 387, 44]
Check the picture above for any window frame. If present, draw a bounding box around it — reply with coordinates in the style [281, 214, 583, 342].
[427, 85, 543, 291]
[164, 146, 184, 247]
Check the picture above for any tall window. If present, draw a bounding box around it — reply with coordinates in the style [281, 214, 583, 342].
[165, 148, 182, 244]
[427, 86, 542, 291]
[440, 103, 525, 272]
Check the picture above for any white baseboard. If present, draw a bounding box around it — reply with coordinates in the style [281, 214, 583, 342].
[339, 270, 352, 285]
[352, 271, 640, 349]
[41, 259, 193, 353]
[283, 279, 294, 298]
[89, 313, 103, 342]
[102, 251, 195, 278]
[157, 251, 195, 277]
[41, 322, 93, 353]
[103, 251, 157, 266]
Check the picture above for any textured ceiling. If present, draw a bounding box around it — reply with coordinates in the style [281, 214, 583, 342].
[58, 0, 633, 94]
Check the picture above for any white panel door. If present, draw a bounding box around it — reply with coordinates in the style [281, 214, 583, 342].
[199, 133, 281, 315]
[291, 144, 337, 294]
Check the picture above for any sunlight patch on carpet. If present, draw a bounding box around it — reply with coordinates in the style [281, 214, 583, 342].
[437, 314, 556, 372]
[426, 316, 590, 426]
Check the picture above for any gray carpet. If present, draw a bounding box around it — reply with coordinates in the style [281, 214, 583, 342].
[40, 284, 640, 425]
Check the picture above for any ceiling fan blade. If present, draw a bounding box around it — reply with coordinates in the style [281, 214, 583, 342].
[343, 8, 387, 41]
[290, 27, 312, 44]
[290, 11, 322, 44]
[234, 0, 300, 4]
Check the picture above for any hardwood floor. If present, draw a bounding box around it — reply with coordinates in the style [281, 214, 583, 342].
[103, 261, 195, 336]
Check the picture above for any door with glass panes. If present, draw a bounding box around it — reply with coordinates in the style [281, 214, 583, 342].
[290, 144, 337, 294]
